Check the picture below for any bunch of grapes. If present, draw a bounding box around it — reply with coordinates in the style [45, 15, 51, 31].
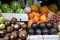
[49, 14, 60, 24]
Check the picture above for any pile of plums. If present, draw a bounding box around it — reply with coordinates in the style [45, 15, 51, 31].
[0, 17, 28, 40]
[28, 22, 58, 35]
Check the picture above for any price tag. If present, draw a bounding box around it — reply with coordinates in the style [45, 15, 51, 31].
[29, 35, 43, 40]
[43, 35, 59, 40]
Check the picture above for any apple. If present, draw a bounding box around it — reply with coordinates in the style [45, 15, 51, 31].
[32, 12, 36, 15]
[34, 12, 40, 17]
[41, 12, 48, 17]
[34, 16, 39, 22]
[28, 12, 34, 19]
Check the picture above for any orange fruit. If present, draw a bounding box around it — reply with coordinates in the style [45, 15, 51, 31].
[41, 6, 49, 13]
[40, 15, 47, 22]
[28, 12, 34, 19]
[34, 16, 39, 22]
[31, 4, 40, 12]
[49, 4, 58, 12]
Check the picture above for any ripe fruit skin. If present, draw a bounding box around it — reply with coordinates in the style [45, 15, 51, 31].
[41, 13, 48, 17]
[35, 29, 41, 35]
[49, 4, 58, 12]
[41, 6, 48, 13]
[46, 22, 53, 29]
[28, 12, 34, 19]
[31, 22, 38, 30]
[28, 28, 35, 35]
[38, 23, 46, 29]
[31, 4, 40, 12]
[42, 29, 49, 35]
[34, 13, 40, 17]
[49, 14, 60, 24]
[50, 28, 57, 35]
[40, 15, 47, 22]
[34, 16, 39, 22]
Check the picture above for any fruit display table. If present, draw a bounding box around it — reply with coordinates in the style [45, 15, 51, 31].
[2, 13, 28, 21]
[0, 0, 60, 40]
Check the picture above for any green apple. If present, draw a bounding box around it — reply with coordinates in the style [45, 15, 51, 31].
[0, 24, 5, 30]
[0, 17, 5, 24]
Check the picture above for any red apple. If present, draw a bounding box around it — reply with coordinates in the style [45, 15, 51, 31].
[34, 13, 40, 17]
[28, 12, 34, 19]
[34, 16, 39, 22]
[41, 12, 48, 17]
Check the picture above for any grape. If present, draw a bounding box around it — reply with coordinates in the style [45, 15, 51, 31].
[48, 14, 60, 24]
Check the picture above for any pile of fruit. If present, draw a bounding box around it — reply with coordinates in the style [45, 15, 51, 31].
[0, 17, 60, 40]
[0, 1, 26, 13]
[0, 0, 60, 37]
[0, 9, 5, 30]
[28, 4, 60, 26]
[27, 4, 60, 35]
[0, 17, 28, 40]
[28, 22, 58, 35]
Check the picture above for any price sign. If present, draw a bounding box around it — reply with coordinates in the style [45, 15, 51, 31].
[2, 13, 28, 21]
[29, 35, 43, 40]
[43, 35, 59, 40]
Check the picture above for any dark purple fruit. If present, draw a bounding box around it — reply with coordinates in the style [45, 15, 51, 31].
[53, 25, 58, 29]
[38, 23, 46, 29]
[5, 20, 11, 26]
[50, 28, 57, 35]
[35, 29, 41, 35]
[42, 29, 49, 35]
[28, 28, 35, 35]
[31, 22, 38, 29]
[19, 30, 27, 39]
[11, 17, 17, 24]
[46, 22, 53, 29]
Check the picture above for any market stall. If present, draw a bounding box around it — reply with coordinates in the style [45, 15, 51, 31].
[0, 0, 60, 40]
